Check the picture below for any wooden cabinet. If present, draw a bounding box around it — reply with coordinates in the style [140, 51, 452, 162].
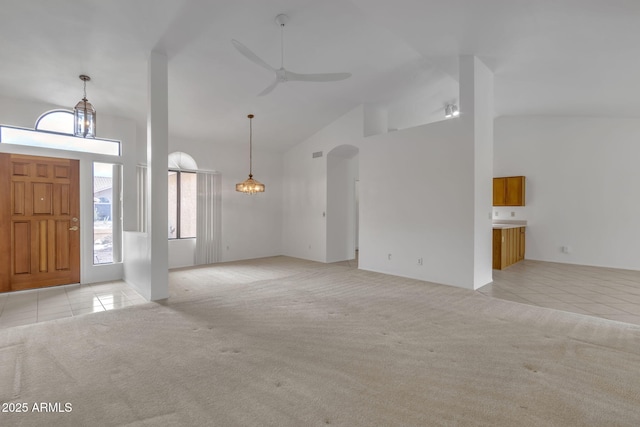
[492, 227, 526, 270]
[493, 176, 525, 206]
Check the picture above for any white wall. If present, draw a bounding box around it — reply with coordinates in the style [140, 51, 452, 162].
[460, 56, 494, 289]
[168, 238, 197, 269]
[122, 232, 150, 298]
[494, 116, 640, 270]
[283, 57, 493, 289]
[359, 119, 476, 288]
[363, 71, 458, 136]
[282, 106, 365, 262]
[168, 137, 283, 264]
[387, 72, 459, 132]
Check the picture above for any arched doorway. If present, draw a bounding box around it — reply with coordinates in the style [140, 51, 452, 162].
[326, 145, 359, 263]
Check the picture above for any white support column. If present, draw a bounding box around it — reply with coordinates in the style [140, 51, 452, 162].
[147, 50, 169, 300]
[459, 56, 495, 289]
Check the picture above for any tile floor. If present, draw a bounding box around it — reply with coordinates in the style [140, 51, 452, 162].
[480, 259, 640, 326]
[0, 281, 147, 329]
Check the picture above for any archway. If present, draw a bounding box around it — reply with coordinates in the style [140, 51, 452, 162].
[326, 145, 359, 263]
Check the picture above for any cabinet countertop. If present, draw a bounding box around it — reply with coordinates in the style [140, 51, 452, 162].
[492, 224, 526, 229]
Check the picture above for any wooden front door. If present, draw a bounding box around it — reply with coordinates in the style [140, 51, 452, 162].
[0, 153, 80, 292]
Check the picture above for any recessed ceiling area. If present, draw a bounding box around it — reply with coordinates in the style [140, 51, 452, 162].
[0, 0, 638, 151]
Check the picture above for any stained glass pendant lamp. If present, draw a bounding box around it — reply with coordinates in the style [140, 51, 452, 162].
[74, 74, 96, 138]
[236, 114, 265, 194]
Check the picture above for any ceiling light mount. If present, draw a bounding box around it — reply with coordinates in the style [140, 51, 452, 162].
[74, 74, 96, 138]
[275, 13, 289, 27]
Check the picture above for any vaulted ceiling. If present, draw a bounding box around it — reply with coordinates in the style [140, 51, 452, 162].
[1, 0, 638, 151]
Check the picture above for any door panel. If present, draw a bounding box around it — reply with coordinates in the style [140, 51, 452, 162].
[38, 220, 48, 272]
[33, 183, 53, 214]
[13, 222, 31, 274]
[13, 182, 25, 214]
[57, 184, 71, 215]
[12, 162, 29, 176]
[0, 153, 80, 292]
[55, 220, 71, 270]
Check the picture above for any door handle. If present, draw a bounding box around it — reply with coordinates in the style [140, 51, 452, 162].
[69, 226, 79, 231]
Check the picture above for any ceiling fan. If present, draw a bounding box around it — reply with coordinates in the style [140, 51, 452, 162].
[232, 14, 351, 96]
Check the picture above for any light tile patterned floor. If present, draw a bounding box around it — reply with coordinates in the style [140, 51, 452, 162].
[0, 281, 147, 329]
[479, 260, 640, 326]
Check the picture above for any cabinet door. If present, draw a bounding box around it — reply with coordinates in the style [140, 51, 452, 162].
[509, 228, 518, 265]
[505, 176, 525, 206]
[507, 228, 514, 265]
[492, 229, 502, 269]
[501, 230, 508, 269]
[493, 178, 506, 206]
[518, 227, 526, 261]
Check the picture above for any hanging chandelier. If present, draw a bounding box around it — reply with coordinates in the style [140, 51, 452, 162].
[74, 74, 96, 138]
[236, 114, 265, 194]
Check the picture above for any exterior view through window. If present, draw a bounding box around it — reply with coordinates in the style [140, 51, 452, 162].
[168, 170, 197, 239]
[94, 162, 115, 264]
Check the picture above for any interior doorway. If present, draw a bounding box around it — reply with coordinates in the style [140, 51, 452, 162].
[0, 153, 80, 292]
[326, 145, 359, 264]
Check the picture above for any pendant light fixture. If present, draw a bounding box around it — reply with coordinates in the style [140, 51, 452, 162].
[236, 114, 265, 194]
[74, 74, 96, 138]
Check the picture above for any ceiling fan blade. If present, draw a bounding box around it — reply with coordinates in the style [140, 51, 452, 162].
[285, 70, 351, 82]
[258, 79, 279, 96]
[231, 39, 275, 73]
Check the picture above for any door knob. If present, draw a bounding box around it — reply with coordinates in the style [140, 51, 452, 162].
[69, 226, 79, 231]
[72, 217, 79, 222]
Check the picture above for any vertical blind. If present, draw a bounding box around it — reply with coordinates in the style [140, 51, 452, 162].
[195, 171, 221, 265]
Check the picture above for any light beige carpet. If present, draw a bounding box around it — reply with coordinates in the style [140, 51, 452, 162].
[1, 256, 640, 426]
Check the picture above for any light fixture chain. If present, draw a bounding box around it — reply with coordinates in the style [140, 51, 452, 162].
[249, 116, 253, 175]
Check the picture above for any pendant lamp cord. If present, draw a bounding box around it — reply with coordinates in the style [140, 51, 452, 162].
[82, 78, 88, 137]
[280, 22, 284, 69]
[249, 115, 253, 176]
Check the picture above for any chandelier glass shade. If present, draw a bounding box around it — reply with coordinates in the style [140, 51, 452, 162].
[236, 114, 265, 194]
[235, 175, 265, 194]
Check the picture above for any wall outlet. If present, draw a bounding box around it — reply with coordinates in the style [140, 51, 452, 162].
[511, 211, 516, 217]
[388, 253, 392, 260]
[417, 257, 423, 265]
[562, 246, 571, 254]
[494, 212, 499, 217]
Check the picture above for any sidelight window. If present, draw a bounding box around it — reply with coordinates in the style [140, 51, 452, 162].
[93, 162, 122, 264]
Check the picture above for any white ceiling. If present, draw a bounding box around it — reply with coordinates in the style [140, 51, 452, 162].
[1, 0, 638, 151]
